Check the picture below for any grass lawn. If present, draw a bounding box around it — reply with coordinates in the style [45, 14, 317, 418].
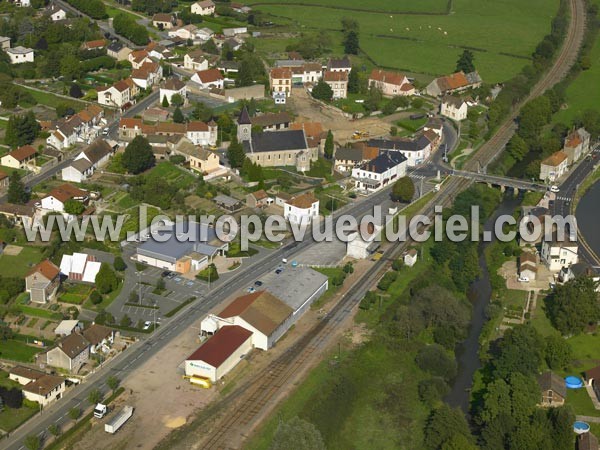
[253, 0, 558, 83]
[0, 338, 42, 363]
[147, 161, 196, 189]
[0, 246, 45, 277]
[240, 0, 447, 13]
[58, 284, 92, 305]
[396, 116, 428, 133]
[565, 387, 599, 417]
[305, 158, 333, 179]
[83, 281, 123, 311]
[0, 370, 21, 389]
[0, 403, 37, 432]
[19, 305, 63, 320]
[20, 86, 85, 112]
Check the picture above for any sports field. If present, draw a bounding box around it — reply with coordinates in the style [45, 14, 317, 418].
[248, 0, 559, 83]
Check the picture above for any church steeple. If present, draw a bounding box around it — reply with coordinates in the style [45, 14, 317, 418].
[237, 106, 252, 142]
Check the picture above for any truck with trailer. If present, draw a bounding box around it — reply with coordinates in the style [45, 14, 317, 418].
[104, 406, 134, 434]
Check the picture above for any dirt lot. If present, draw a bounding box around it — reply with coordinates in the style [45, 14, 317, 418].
[289, 88, 393, 144]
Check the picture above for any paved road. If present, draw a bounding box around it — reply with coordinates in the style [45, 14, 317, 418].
[0, 182, 407, 450]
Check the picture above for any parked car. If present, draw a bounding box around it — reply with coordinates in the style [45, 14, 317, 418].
[254, 280, 263, 286]
[247, 287, 256, 293]
[550, 185, 560, 193]
[142, 321, 152, 330]
[517, 276, 529, 282]
[275, 268, 283, 274]
[161, 271, 170, 278]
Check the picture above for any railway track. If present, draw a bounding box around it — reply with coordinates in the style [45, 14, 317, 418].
[187, 2, 586, 448]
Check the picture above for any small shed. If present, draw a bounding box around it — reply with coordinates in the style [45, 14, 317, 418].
[404, 249, 418, 267]
[214, 194, 243, 212]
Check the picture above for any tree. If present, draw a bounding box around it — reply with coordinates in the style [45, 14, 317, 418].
[227, 135, 246, 169]
[547, 277, 600, 335]
[24, 435, 40, 450]
[120, 314, 132, 327]
[456, 49, 475, 73]
[56, 103, 75, 119]
[311, 80, 333, 102]
[237, 59, 254, 86]
[156, 277, 166, 291]
[7, 171, 30, 204]
[95, 263, 119, 295]
[69, 407, 81, 422]
[343, 30, 359, 55]
[88, 388, 102, 405]
[544, 335, 572, 369]
[161, 95, 169, 107]
[5, 112, 40, 147]
[48, 423, 61, 437]
[348, 68, 360, 94]
[113, 256, 126, 271]
[173, 107, 185, 124]
[192, 102, 213, 122]
[416, 344, 457, 382]
[391, 176, 415, 202]
[122, 136, 155, 174]
[418, 377, 450, 405]
[107, 375, 120, 393]
[269, 416, 326, 450]
[170, 93, 184, 107]
[424, 405, 474, 450]
[324, 130, 334, 159]
[89, 290, 102, 305]
[69, 83, 83, 99]
[64, 199, 85, 215]
[494, 324, 545, 379]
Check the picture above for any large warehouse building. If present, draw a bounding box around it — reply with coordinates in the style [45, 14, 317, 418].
[135, 222, 229, 274]
[185, 325, 253, 382]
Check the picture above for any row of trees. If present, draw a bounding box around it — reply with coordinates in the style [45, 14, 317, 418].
[113, 13, 149, 46]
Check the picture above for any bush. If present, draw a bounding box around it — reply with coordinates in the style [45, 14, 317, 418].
[113, 256, 126, 271]
[89, 290, 102, 305]
[415, 344, 457, 382]
[418, 377, 450, 405]
[377, 271, 398, 291]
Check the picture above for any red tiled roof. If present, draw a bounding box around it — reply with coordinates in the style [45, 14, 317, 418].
[46, 183, 87, 203]
[444, 72, 469, 90]
[0, 169, 7, 181]
[270, 67, 292, 79]
[120, 118, 143, 129]
[27, 259, 60, 280]
[323, 71, 348, 82]
[369, 69, 407, 87]
[195, 68, 223, 83]
[541, 151, 568, 167]
[187, 121, 209, 132]
[7, 145, 36, 162]
[288, 192, 318, 209]
[186, 325, 252, 368]
[566, 132, 582, 148]
[83, 39, 106, 49]
[113, 80, 130, 93]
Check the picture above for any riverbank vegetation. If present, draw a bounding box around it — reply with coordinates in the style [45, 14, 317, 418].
[246, 186, 502, 449]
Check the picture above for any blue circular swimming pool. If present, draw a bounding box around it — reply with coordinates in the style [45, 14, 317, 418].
[574, 421, 590, 434]
[565, 376, 584, 389]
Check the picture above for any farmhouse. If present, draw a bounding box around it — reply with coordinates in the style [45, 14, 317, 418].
[191, 68, 224, 89]
[425, 71, 482, 97]
[269, 67, 292, 97]
[185, 325, 253, 382]
[323, 70, 348, 99]
[25, 259, 61, 304]
[0, 145, 36, 169]
[201, 291, 293, 350]
[45, 332, 90, 373]
[160, 77, 187, 105]
[191, 0, 215, 15]
[563, 127, 591, 164]
[6, 46, 34, 64]
[539, 151, 568, 182]
[440, 95, 468, 121]
[40, 183, 88, 213]
[283, 192, 319, 225]
[352, 151, 408, 194]
[368, 69, 414, 97]
[538, 371, 566, 407]
[184, 49, 209, 71]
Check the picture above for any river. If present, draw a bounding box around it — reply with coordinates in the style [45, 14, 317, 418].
[445, 195, 521, 413]
[576, 180, 600, 258]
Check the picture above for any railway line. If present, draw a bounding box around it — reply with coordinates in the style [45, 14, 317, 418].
[176, 1, 587, 448]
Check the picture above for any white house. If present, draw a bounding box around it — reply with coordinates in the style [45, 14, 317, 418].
[323, 70, 348, 99]
[368, 135, 435, 168]
[441, 96, 468, 121]
[185, 325, 253, 382]
[9, 367, 65, 408]
[45, 4, 67, 21]
[82, 324, 116, 355]
[168, 24, 199, 41]
[191, 68, 224, 89]
[352, 151, 408, 194]
[97, 80, 131, 108]
[283, 192, 319, 225]
[184, 50, 209, 72]
[41, 184, 88, 213]
[160, 78, 187, 105]
[131, 62, 162, 90]
[186, 120, 218, 146]
[540, 151, 569, 182]
[196, 27, 215, 42]
[62, 139, 116, 183]
[191, 0, 215, 15]
[6, 46, 34, 64]
[541, 236, 578, 272]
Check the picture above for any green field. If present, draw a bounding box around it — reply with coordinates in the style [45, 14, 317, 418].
[147, 162, 197, 189]
[19, 305, 63, 320]
[242, 0, 448, 14]
[20, 86, 86, 112]
[0, 246, 44, 277]
[0, 338, 42, 362]
[252, 0, 558, 82]
[0, 403, 37, 432]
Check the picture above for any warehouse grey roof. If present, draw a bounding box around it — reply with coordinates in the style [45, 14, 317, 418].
[260, 266, 328, 312]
